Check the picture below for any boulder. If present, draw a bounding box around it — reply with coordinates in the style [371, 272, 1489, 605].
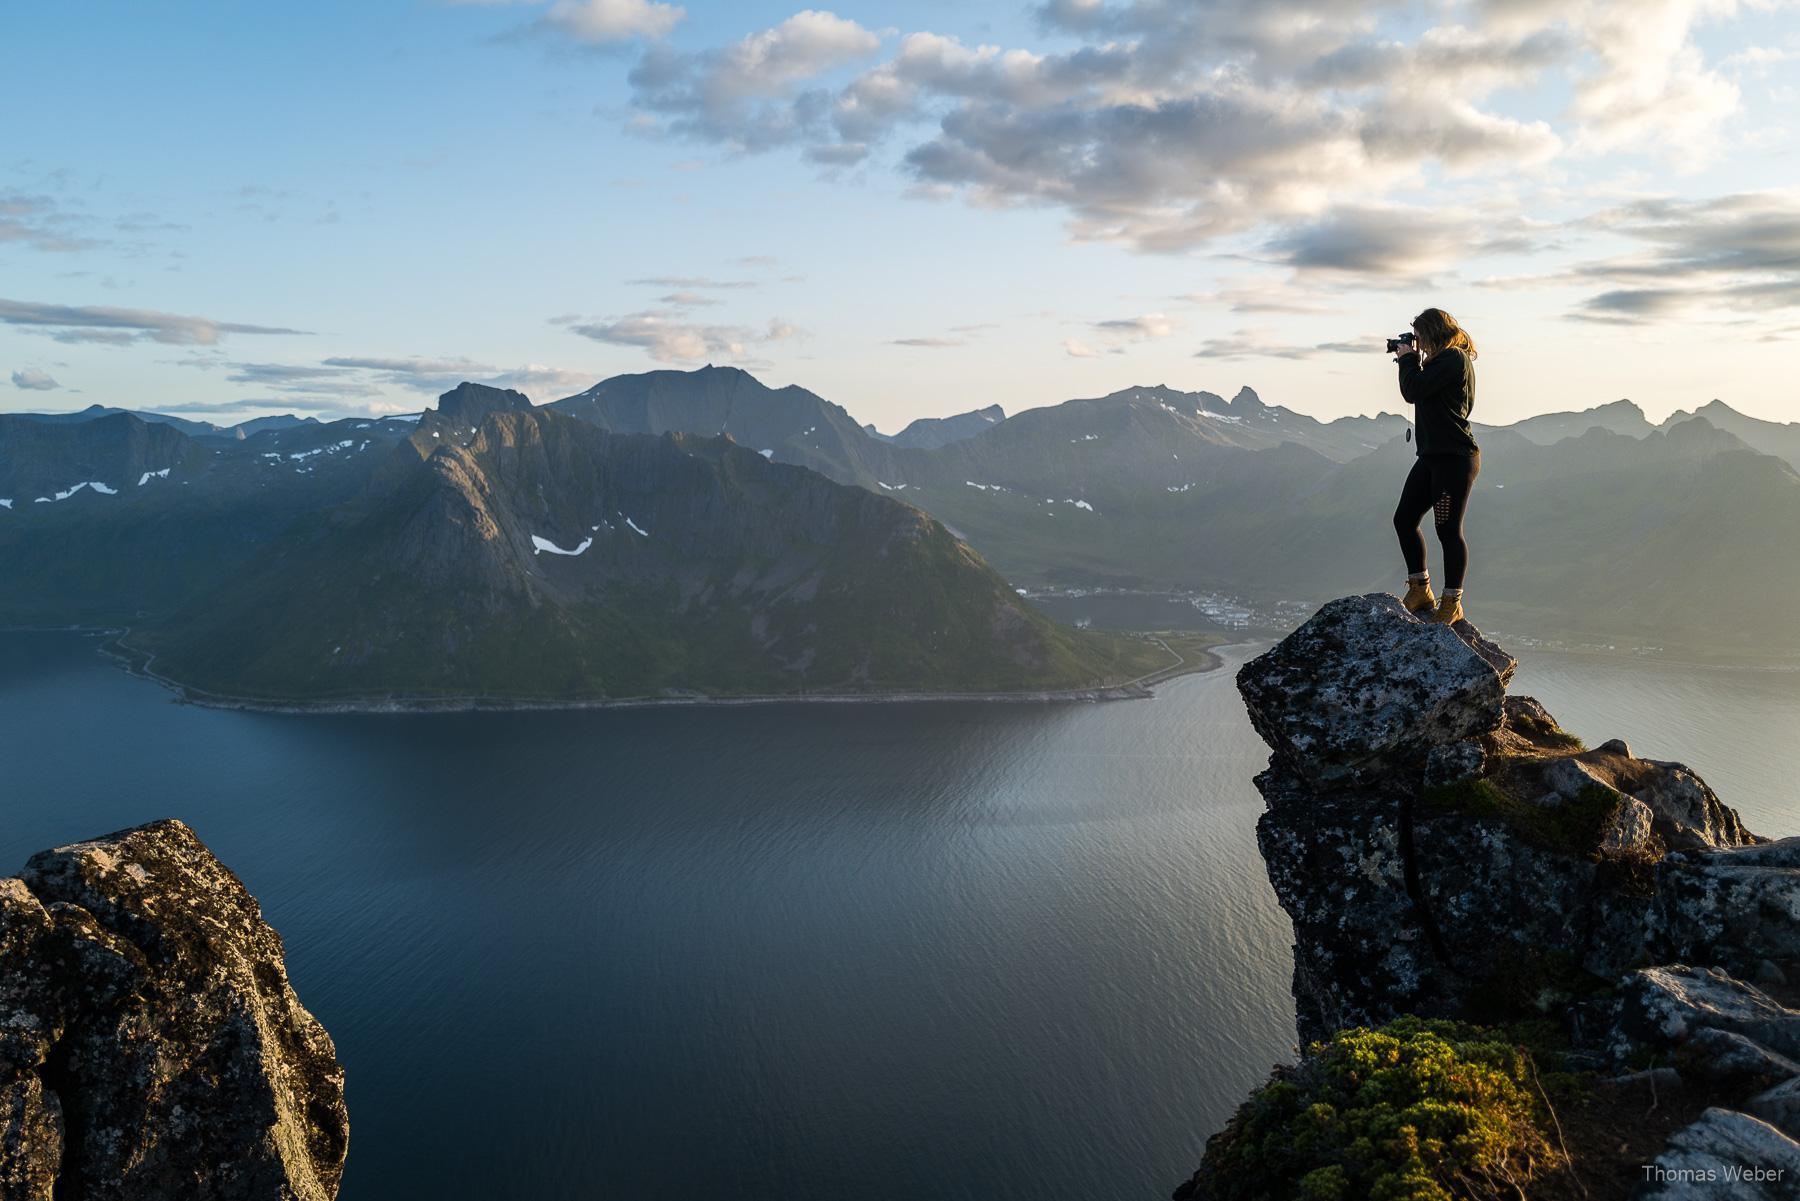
[0, 820, 347, 1200]
[1678, 1027, 1800, 1096]
[1616, 965, 1800, 1063]
[1635, 1108, 1800, 1199]
[1236, 593, 1506, 787]
[1747, 1075, 1800, 1141]
[1449, 617, 1517, 686]
[1625, 760, 1760, 851]
[1654, 838, 1800, 979]
[1199, 594, 1798, 1201]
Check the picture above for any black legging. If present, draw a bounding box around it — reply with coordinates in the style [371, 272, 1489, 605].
[1393, 451, 1480, 589]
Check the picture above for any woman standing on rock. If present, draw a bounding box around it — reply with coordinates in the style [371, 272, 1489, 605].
[1390, 308, 1480, 625]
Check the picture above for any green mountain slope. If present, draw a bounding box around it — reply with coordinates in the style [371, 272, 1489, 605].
[0, 412, 414, 624]
[128, 390, 1164, 703]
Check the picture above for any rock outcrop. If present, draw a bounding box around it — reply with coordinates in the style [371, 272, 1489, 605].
[1189, 594, 1800, 1198]
[0, 819, 347, 1199]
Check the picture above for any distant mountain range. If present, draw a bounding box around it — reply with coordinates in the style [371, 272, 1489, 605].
[0, 408, 418, 625]
[1, 385, 1161, 702]
[1480, 397, 1800, 471]
[6, 368, 1796, 663]
[543, 367, 1797, 654]
[11, 403, 323, 441]
[866, 404, 1005, 450]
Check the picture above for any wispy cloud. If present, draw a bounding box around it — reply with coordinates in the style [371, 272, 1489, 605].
[319, 355, 599, 398]
[0, 298, 307, 345]
[625, 275, 760, 289]
[1193, 329, 1375, 360]
[1092, 312, 1178, 343]
[537, 0, 684, 43]
[0, 193, 102, 254]
[1475, 190, 1800, 326]
[155, 397, 345, 414]
[452, 0, 684, 43]
[889, 336, 964, 348]
[566, 310, 800, 363]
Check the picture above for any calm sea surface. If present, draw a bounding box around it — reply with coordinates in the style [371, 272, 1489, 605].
[3, 632, 1798, 1200]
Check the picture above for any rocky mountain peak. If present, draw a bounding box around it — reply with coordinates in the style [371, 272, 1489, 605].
[1227, 386, 1266, 411]
[434, 381, 533, 425]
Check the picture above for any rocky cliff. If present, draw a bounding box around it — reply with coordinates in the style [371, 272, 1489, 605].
[0, 820, 347, 1199]
[1177, 595, 1800, 1199]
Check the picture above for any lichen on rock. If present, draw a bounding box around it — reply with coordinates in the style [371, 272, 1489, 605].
[1178, 593, 1800, 1199]
[0, 819, 347, 1199]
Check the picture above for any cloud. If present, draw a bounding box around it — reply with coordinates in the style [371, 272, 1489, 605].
[1559, 0, 1743, 158]
[566, 310, 801, 362]
[318, 355, 599, 398]
[188, 360, 379, 399]
[0, 298, 307, 345]
[1261, 203, 1543, 284]
[658, 291, 721, 306]
[155, 398, 347, 415]
[321, 354, 494, 379]
[1092, 312, 1177, 342]
[10, 368, 59, 390]
[625, 275, 759, 289]
[1192, 329, 1376, 359]
[1063, 337, 1099, 357]
[1178, 281, 1343, 315]
[889, 336, 964, 348]
[606, 0, 1761, 269]
[1562, 189, 1800, 323]
[627, 11, 883, 151]
[536, 0, 684, 43]
[492, 362, 603, 396]
[0, 193, 102, 254]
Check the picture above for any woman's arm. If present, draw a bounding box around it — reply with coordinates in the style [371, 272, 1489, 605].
[1397, 348, 1461, 407]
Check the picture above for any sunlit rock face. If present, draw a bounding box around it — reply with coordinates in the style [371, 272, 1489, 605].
[0, 819, 347, 1200]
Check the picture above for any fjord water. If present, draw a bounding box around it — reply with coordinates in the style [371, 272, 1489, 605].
[5, 634, 1799, 1200]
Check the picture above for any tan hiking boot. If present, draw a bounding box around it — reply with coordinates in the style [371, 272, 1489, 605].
[1401, 579, 1435, 614]
[1428, 593, 1464, 625]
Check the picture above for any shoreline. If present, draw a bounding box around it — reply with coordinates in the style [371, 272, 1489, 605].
[74, 626, 1234, 716]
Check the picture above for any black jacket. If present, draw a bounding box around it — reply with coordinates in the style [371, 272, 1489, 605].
[1397, 347, 1478, 457]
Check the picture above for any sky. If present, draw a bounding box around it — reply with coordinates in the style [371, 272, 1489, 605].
[4, 0, 1800, 431]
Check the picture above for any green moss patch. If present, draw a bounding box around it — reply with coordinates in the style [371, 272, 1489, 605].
[1179, 1016, 1562, 1201]
[1506, 710, 1586, 751]
[1420, 779, 1631, 861]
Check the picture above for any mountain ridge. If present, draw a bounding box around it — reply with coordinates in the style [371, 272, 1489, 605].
[121, 395, 1166, 705]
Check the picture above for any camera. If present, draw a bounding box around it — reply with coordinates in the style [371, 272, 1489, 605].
[1386, 331, 1416, 354]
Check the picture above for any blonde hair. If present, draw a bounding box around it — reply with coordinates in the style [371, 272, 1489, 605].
[1412, 308, 1477, 359]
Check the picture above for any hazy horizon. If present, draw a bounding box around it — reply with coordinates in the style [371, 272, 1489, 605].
[0, 360, 1757, 437]
[6, 1, 1800, 430]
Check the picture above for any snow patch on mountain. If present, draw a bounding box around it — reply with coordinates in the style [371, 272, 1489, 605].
[531, 535, 593, 557]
